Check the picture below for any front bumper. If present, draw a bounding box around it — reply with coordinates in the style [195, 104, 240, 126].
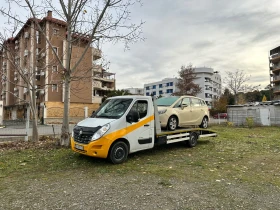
[71, 137, 111, 159]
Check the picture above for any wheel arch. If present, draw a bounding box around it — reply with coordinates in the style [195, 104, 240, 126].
[107, 138, 130, 158]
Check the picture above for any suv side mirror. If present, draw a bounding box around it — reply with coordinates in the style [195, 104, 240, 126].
[126, 111, 139, 123]
[181, 104, 188, 110]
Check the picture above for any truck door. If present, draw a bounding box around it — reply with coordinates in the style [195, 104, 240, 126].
[126, 100, 153, 152]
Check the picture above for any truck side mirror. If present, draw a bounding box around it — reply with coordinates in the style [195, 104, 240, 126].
[126, 111, 139, 123]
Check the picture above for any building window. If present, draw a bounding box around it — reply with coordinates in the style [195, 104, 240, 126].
[153, 85, 156, 89]
[53, 47, 58, 55]
[52, 66, 58, 73]
[166, 83, 169, 87]
[159, 84, 162, 88]
[146, 86, 149, 90]
[146, 92, 149, 96]
[52, 84, 58, 92]
[167, 89, 173, 93]
[53, 28, 59, 35]
[170, 82, 173, 86]
[159, 90, 163, 95]
[152, 91, 156, 95]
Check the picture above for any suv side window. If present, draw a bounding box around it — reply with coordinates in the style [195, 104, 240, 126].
[131, 100, 148, 119]
[191, 98, 201, 107]
[173, 99, 182, 108]
[200, 99, 206, 106]
[182, 97, 191, 106]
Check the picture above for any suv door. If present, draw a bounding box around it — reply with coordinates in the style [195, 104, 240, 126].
[175, 97, 194, 126]
[191, 98, 207, 124]
[126, 100, 153, 152]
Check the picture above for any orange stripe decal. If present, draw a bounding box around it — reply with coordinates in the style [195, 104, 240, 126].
[104, 115, 155, 140]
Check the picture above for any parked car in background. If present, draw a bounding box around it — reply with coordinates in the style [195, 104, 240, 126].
[156, 96, 209, 131]
[213, 113, 227, 119]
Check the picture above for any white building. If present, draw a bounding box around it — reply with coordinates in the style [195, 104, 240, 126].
[143, 67, 222, 107]
[124, 88, 144, 95]
[193, 67, 222, 107]
[144, 78, 178, 97]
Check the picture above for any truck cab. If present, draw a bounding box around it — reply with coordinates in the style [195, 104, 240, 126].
[71, 96, 156, 164]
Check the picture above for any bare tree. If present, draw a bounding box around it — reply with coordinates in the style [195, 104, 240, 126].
[175, 64, 201, 96]
[1, 0, 144, 146]
[224, 70, 260, 105]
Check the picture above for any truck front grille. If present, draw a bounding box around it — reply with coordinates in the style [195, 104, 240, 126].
[73, 126, 101, 144]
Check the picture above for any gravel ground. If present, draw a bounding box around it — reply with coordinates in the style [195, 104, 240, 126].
[1, 171, 280, 210]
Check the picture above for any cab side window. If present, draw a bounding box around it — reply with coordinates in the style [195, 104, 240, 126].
[131, 100, 148, 119]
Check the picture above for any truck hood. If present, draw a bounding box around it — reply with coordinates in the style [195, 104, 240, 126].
[77, 118, 116, 127]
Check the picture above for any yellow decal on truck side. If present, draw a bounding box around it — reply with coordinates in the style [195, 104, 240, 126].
[71, 115, 155, 158]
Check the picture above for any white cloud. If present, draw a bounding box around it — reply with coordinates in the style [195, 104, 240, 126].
[102, 0, 280, 90]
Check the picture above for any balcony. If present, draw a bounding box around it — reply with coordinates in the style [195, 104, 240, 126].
[270, 53, 280, 63]
[273, 86, 280, 94]
[93, 80, 102, 88]
[92, 65, 102, 73]
[272, 75, 280, 83]
[92, 48, 101, 60]
[93, 76, 115, 83]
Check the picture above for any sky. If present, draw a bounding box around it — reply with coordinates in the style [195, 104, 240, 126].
[1, 0, 280, 91]
[102, 0, 280, 90]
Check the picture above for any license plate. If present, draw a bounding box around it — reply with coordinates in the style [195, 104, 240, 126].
[75, 144, 84, 151]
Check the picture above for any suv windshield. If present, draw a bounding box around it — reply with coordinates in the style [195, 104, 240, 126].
[91, 98, 133, 119]
[156, 96, 180, 107]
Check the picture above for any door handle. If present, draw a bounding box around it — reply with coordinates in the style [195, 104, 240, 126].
[144, 124, 150, 127]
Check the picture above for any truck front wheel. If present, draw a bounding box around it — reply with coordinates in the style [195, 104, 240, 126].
[108, 141, 128, 164]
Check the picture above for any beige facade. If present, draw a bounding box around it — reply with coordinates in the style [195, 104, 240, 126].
[0, 11, 115, 122]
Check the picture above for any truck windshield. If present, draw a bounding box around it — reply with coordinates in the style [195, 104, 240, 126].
[156, 96, 180, 107]
[91, 98, 133, 119]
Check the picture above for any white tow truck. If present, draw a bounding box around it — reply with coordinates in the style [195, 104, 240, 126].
[71, 95, 217, 164]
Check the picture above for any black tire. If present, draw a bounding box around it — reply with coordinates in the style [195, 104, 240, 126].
[108, 141, 128, 164]
[199, 117, 208, 129]
[167, 116, 178, 131]
[186, 132, 198, 147]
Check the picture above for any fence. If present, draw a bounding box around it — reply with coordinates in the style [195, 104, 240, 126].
[227, 105, 280, 126]
[0, 123, 75, 141]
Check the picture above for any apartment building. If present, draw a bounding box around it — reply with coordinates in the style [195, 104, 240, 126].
[269, 46, 280, 100]
[123, 88, 144, 95]
[193, 67, 222, 107]
[144, 78, 178, 97]
[0, 11, 115, 123]
[143, 67, 221, 107]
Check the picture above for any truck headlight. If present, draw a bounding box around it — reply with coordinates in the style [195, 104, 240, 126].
[158, 109, 167, 115]
[91, 123, 110, 141]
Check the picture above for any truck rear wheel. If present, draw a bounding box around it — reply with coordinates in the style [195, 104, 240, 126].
[108, 141, 128, 164]
[186, 132, 198, 147]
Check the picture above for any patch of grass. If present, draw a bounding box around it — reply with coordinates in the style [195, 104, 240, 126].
[0, 125, 280, 189]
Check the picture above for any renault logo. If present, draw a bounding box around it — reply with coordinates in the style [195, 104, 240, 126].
[79, 129, 83, 135]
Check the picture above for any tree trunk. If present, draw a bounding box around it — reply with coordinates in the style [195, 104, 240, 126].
[32, 114, 39, 141]
[60, 77, 70, 146]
